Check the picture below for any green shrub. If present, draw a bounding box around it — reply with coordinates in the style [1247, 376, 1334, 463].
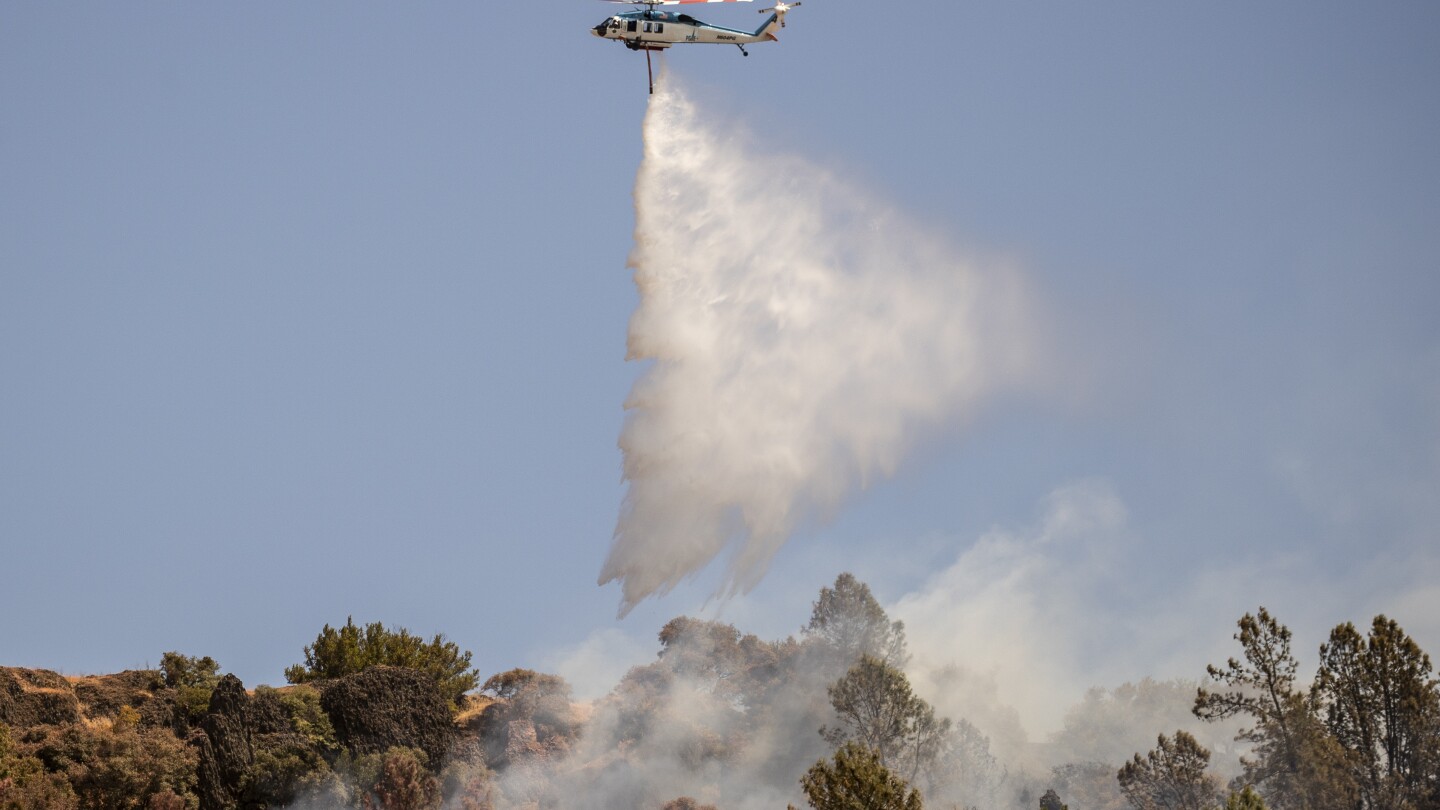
[32, 723, 197, 810]
[364, 747, 440, 810]
[286, 618, 478, 709]
[244, 746, 332, 807]
[159, 652, 221, 723]
[801, 742, 923, 810]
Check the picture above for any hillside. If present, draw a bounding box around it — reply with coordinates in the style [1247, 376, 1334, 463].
[3, 580, 1437, 810]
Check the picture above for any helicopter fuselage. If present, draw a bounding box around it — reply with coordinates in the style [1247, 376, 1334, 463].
[591, 9, 778, 50]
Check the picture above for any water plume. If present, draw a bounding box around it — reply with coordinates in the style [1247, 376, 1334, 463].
[601, 74, 1035, 614]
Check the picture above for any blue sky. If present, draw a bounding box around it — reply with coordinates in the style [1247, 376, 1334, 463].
[3, 2, 1437, 730]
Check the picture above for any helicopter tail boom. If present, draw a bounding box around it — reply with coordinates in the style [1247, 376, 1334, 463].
[752, 12, 780, 40]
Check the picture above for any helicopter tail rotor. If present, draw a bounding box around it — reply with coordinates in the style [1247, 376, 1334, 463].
[758, 0, 799, 27]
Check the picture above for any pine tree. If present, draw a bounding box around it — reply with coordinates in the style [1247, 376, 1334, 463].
[801, 742, 924, 810]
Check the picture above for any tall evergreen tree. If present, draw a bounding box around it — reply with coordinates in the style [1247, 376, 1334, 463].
[822, 655, 948, 785]
[804, 573, 908, 667]
[1224, 786, 1267, 810]
[1116, 730, 1221, 810]
[1193, 608, 1356, 810]
[801, 741, 924, 810]
[1314, 615, 1440, 809]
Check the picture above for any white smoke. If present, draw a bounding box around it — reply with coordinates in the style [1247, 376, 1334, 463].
[895, 479, 1135, 744]
[600, 74, 1037, 613]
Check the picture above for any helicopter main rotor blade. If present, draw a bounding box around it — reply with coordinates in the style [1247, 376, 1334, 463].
[597, 0, 755, 4]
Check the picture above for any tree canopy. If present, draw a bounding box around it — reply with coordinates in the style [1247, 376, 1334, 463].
[804, 573, 908, 667]
[285, 617, 478, 709]
[1192, 608, 1440, 810]
[800, 741, 924, 810]
[822, 655, 949, 788]
[1313, 615, 1440, 809]
[160, 651, 222, 722]
[1115, 730, 1220, 810]
[1224, 786, 1268, 810]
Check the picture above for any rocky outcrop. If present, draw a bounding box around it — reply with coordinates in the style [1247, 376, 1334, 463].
[0, 667, 180, 733]
[0, 667, 82, 729]
[245, 688, 293, 737]
[471, 676, 579, 771]
[189, 727, 231, 810]
[190, 674, 254, 810]
[502, 718, 545, 762]
[319, 666, 454, 768]
[71, 669, 174, 729]
[70, 669, 163, 715]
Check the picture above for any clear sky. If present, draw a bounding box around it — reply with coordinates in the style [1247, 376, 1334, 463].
[3, 2, 1437, 735]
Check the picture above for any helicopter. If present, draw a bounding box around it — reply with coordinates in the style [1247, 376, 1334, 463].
[591, 0, 801, 93]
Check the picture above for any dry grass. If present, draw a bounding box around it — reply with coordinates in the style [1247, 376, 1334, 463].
[13, 679, 69, 696]
[454, 694, 495, 726]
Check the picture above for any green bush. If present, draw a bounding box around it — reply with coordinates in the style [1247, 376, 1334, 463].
[159, 652, 221, 723]
[0, 722, 80, 810]
[285, 618, 478, 709]
[244, 746, 333, 807]
[253, 684, 338, 751]
[365, 747, 440, 810]
[31, 722, 197, 810]
[440, 755, 495, 810]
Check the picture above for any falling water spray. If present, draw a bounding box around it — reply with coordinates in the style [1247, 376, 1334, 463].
[600, 76, 1036, 614]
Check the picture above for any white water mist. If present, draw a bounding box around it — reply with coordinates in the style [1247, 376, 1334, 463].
[601, 75, 1035, 614]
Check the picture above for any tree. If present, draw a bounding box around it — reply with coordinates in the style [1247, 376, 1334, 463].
[1314, 615, 1440, 809]
[273, 684, 338, 751]
[1049, 762, 1128, 810]
[286, 617, 478, 709]
[0, 721, 80, 809]
[358, 747, 441, 810]
[805, 573, 908, 667]
[1115, 730, 1221, 810]
[30, 722, 197, 810]
[160, 651, 221, 722]
[929, 717, 1004, 807]
[822, 655, 949, 786]
[1052, 678, 1225, 768]
[1224, 786, 1267, 810]
[480, 669, 568, 701]
[478, 668, 579, 752]
[1039, 788, 1068, 810]
[801, 741, 924, 810]
[440, 755, 495, 810]
[661, 798, 718, 810]
[657, 617, 790, 705]
[1193, 608, 1355, 810]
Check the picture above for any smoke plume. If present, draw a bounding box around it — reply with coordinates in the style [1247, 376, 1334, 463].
[601, 75, 1036, 613]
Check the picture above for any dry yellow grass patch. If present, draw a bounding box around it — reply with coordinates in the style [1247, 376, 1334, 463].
[454, 694, 495, 726]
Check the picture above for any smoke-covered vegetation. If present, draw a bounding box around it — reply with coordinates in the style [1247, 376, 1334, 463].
[2, 574, 1436, 810]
